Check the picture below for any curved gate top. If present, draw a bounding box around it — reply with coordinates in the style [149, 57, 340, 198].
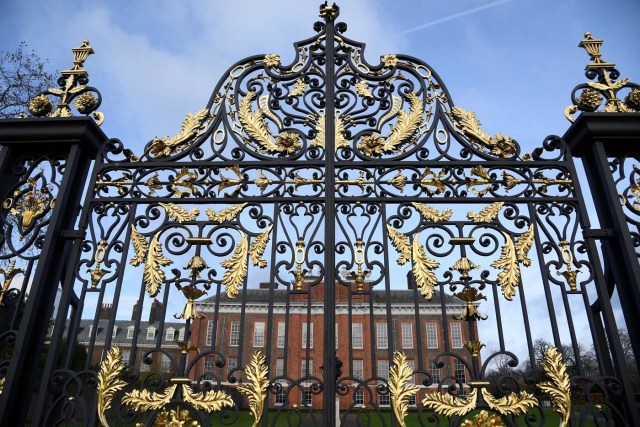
[1, 2, 639, 426]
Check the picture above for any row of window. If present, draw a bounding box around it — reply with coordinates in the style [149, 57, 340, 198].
[202, 356, 467, 385]
[89, 325, 185, 341]
[272, 390, 405, 407]
[206, 321, 464, 349]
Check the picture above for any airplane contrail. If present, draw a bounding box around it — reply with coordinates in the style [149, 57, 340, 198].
[392, 0, 513, 37]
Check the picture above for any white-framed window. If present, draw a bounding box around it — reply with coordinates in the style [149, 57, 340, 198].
[352, 323, 363, 349]
[205, 321, 214, 346]
[376, 323, 388, 349]
[377, 359, 389, 381]
[111, 327, 118, 338]
[409, 395, 416, 406]
[430, 361, 441, 383]
[165, 328, 175, 341]
[401, 323, 413, 349]
[275, 390, 286, 405]
[379, 393, 390, 406]
[301, 390, 312, 406]
[203, 356, 215, 379]
[229, 321, 240, 347]
[161, 354, 171, 371]
[302, 322, 313, 349]
[454, 359, 466, 383]
[146, 327, 155, 340]
[335, 322, 339, 348]
[275, 358, 285, 378]
[277, 322, 285, 348]
[353, 359, 364, 381]
[178, 327, 185, 341]
[301, 359, 313, 385]
[127, 326, 134, 339]
[451, 323, 463, 349]
[121, 350, 131, 363]
[426, 322, 438, 349]
[88, 325, 93, 337]
[354, 390, 364, 405]
[406, 359, 415, 384]
[253, 321, 265, 347]
[227, 357, 237, 377]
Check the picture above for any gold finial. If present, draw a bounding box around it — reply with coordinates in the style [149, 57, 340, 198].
[319, 2, 339, 20]
[464, 340, 486, 357]
[578, 32, 615, 70]
[452, 287, 487, 321]
[62, 39, 95, 76]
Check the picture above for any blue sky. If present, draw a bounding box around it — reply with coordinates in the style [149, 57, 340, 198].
[2, 0, 638, 152]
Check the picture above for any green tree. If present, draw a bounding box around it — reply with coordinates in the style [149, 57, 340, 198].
[0, 41, 56, 119]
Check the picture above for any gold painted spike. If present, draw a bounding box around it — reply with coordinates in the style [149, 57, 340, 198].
[481, 388, 538, 417]
[389, 351, 419, 427]
[97, 347, 127, 427]
[422, 388, 478, 417]
[158, 203, 199, 223]
[491, 232, 520, 301]
[149, 109, 210, 157]
[206, 203, 247, 223]
[460, 410, 505, 427]
[249, 225, 273, 268]
[386, 225, 411, 266]
[238, 351, 270, 427]
[182, 384, 234, 412]
[514, 224, 535, 267]
[412, 233, 439, 300]
[411, 202, 453, 222]
[143, 233, 173, 297]
[450, 107, 517, 158]
[539, 347, 572, 427]
[220, 231, 249, 298]
[467, 202, 504, 223]
[129, 225, 148, 267]
[122, 384, 177, 412]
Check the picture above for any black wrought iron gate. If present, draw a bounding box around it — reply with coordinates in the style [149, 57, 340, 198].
[1, 3, 639, 426]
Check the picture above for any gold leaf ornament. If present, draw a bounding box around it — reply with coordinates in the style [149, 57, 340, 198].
[412, 202, 453, 222]
[149, 109, 210, 158]
[412, 232, 440, 300]
[249, 225, 273, 268]
[122, 385, 177, 412]
[129, 225, 148, 266]
[389, 351, 419, 427]
[467, 202, 504, 223]
[490, 232, 520, 301]
[143, 233, 173, 297]
[539, 347, 571, 427]
[221, 231, 249, 298]
[205, 203, 247, 223]
[481, 388, 538, 416]
[461, 410, 505, 427]
[97, 347, 127, 427]
[238, 351, 270, 427]
[159, 203, 199, 223]
[386, 225, 411, 265]
[422, 388, 478, 417]
[514, 223, 535, 267]
[182, 384, 234, 412]
[450, 107, 517, 158]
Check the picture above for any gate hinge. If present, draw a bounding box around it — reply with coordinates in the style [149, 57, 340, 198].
[60, 229, 85, 240]
[582, 228, 614, 239]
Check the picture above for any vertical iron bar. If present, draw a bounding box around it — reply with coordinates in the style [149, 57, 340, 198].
[322, 5, 337, 425]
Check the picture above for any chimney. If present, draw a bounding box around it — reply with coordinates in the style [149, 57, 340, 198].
[407, 272, 415, 289]
[149, 298, 163, 323]
[131, 300, 141, 321]
[99, 303, 112, 320]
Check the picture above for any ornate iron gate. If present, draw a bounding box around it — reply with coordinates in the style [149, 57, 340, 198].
[1, 3, 639, 426]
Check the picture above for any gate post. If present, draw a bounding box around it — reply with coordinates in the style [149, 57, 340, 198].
[0, 117, 106, 426]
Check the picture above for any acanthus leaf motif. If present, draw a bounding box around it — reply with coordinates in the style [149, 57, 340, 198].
[205, 203, 247, 223]
[539, 347, 572, 427]
[481, 388, 538, 416]
[249, 225, 273, 268]
[389, 351, 419, 427]
[122, 384, 177, 412]
[159, 203, 199, 223]
[412, 232, 439, 300]
[181, 384, 234, 412]
[386, 225, 411, 266]
[467, 202, 504, 223]
[220, 231, 249, 298]
[143, 232, 173, 297]
[422, 388, 478, 417]
[491, 232, 520, 301]
[129, 225, 148, 267]
[238, 351, 270, 427]
[97, 347, 127, 427]
[412, 202, 453, 222]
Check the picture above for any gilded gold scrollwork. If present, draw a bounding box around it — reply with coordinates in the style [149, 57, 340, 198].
[238, 351, 270, 427]
[539, 347, 572, 426]
[0, 261, 25, 306]
[220, 231, 249, 298]
[347, 240, 370, 292]
[97, 347, 127, 427]
[149, 110, 211, 158]
[291, 239, 308, 291]
[557, 240, 580, 291]
[389, 351, 419, 427]
[88, 240, 109, 289]
[450, 107, 517, 158]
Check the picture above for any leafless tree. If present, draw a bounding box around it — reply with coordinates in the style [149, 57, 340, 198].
[0, 42, 56, 119]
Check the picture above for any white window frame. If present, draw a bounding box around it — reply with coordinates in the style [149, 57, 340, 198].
[352, 323, 363, 349]
[227, 357, 237, 377]
[376, 323, 388, 349]
[275, 358, 285, 378]
[301, 390, 313, 406]
[229, 321, 240, 347]
[430, 361, 441, 383]
[406, 359, 415, 384]
[354, 390, 364, 406]
[203, 356, 215, 376]
[127, 327, 134, 339]
[451, 323, 463, 349]
[379, 393, 390, 406]
[353, 359, 364, 381]
[335, 322, 339, 348]
[426, 322, 438, 349]
[275, 390, 286, 405]
[146, 327, 155, 340]
[111, 327, 118, 338]
[165, 328, 175, 341]
[277, 322, 285, 348]
[178, 327, 185, 341]
[205, 321, 214, 346]
[401, 323, 413, 349]
[377, 359, 389, 381]
[302, 322, 313, 349]
[253, 321, 265, 347]
[301, 359, 313, 385]
[454, 359, 466, 383]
